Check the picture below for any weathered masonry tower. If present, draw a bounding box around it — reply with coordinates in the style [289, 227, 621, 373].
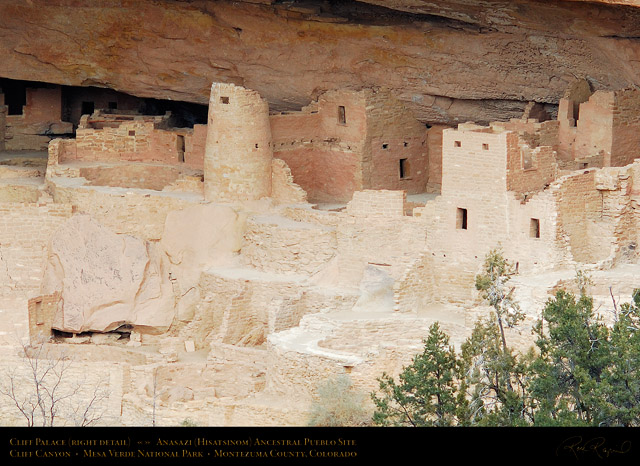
[204, 83, 273, 201]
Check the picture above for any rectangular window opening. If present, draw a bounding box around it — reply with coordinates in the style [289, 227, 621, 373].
[128, 130, 136, 137]
[338, 105, 346, 124]
[482, 143, 489, 150]
[456, 208, 468, 230]
[399, 158, 409, 179]
[220, 96, 230, 104]
[382, 143, 389, 149]
[530, 218, 540, 238]
[454, 141, 461, 148]
[177, 135, 185, 163]
[35, 300, 44, 325]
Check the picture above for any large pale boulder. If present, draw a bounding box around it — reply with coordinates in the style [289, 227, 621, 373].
[161, 204, 247, 290]
[42, 215, 175, 333]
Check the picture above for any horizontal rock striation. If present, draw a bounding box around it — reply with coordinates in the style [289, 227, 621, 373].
[1, 0, 640, 124]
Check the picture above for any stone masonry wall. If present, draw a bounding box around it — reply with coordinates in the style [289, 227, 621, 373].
[242, 215, 337, 276]
[205, 83, 272, 202]
[573, 91, 614, 162]
[0, 202, 72, 297]
[337, 191, 427, 287]
[346, 189, 405, 218]
[551, 169, 609, 263]
[71, 123, 204, 169]
[271, 158, 308, 204]
[506, 138, 558, 198]
[185, 268, 356, 350]
[426, 124, 448, 192]
[365, 88, 428, 194]
[27, 292, 61, 344]
[78, 164, 183, 191]
[271, 91, 366, 203]
[50, 181, 201, 241]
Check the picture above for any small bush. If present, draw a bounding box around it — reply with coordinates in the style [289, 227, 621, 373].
[308, 374, 371, 427]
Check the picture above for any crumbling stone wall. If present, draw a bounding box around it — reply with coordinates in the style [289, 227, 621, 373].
[423, 125, 564, 276]
[506, 140, 557, 198]
[271, 158, 307, 204]
[556, 88, 640, 168]
[551, 169, 609, 263]
[74, 121, 203, 169]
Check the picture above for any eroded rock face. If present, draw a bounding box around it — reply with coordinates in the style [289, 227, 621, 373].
[161, 203, 247, 290]
[42, 215, 175, 333]
[2, 1, 640, 124]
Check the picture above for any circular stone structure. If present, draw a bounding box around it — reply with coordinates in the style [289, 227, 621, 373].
[204, 83, 273, 202]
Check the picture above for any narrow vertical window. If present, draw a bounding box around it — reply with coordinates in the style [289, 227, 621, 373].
[35, 300, 44, 325]
[530, 218, 540, 238]
[177, 135, 185, 163]
[456, 208, 468, 230]
[399, 159, 409, 179]
[338, 105, 346, 124]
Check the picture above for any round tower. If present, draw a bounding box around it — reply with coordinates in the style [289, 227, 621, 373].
[204, 83, 273, 201]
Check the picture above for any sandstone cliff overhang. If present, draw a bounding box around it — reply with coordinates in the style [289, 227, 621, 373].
[2, 0, 640, 125]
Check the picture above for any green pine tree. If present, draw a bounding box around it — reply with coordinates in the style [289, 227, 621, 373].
[530, 288, 610, 426]
[460, 315, 534, 426]
[371, 322, 462, 426]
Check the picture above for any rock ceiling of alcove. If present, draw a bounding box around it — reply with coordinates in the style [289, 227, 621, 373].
[1, 0, 640, 124]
